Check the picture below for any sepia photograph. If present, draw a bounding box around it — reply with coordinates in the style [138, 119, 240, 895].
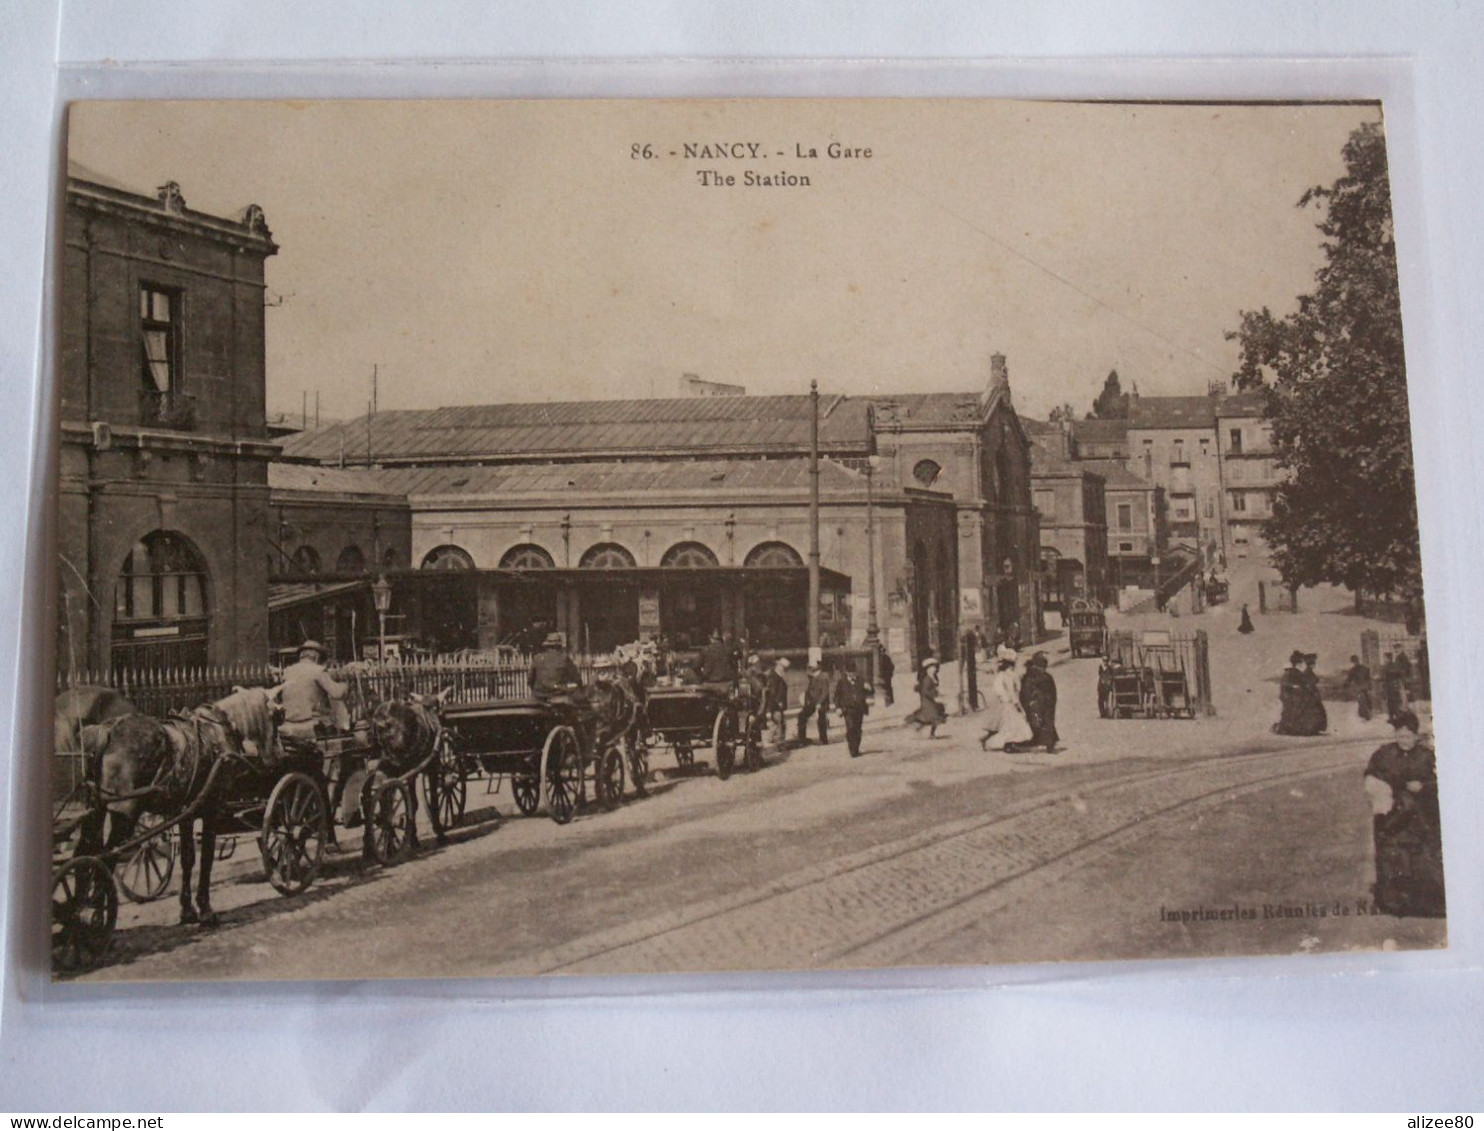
[49, 97, 1442, 983]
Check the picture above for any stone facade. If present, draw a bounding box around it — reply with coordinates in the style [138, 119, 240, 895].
[57, 176, 279, 672]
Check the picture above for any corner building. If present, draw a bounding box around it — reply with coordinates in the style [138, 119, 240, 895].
[281, 355, 1041, 667]
[57, 173, 279, 672]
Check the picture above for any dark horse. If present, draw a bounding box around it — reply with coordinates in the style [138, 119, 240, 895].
[365, 692, 447, 847]
[81, 686, 281, 928]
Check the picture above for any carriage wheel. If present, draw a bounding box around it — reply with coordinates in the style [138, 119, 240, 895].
[511, 774, 541, 817]
[423, 730, 467, 842]
[52, 856, 117, 973]
[542, 726, 582, 825]
[627, 737, 649, 798]
[115, 815, 176, 903]
[259, 771, 327, 896]
[675, 741, 695, 769]
[365, 777, 416, 866]
[713, 709, 737, 781]
[594, 743, 625, 813]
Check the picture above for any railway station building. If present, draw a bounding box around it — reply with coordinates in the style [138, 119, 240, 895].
[276, 355, 1043, 666]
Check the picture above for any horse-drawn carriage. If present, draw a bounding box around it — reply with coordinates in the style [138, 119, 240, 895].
[436, 674, 645, 824]
[51, 685, 453, 973]
[1067, 598, 1109, 659]
[1205, 572, 1230, 605]
[641, 679, 761, 780]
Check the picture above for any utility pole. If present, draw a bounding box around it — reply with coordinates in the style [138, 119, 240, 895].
[372, 363, 379, 416]
[808, 379, 821, 659]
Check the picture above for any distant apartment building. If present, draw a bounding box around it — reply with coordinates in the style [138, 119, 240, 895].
[1028, 439, 1109, 612]
[1124, 394, 1226, 560]
[1214, 391, 1281, 559]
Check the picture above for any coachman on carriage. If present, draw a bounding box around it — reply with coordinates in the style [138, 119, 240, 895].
[52, 650, 460, 973]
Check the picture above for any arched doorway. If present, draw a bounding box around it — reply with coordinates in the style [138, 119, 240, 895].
[579, 542, 639, 650]
[418, 544, 477, 653]
[111, 530, 211, 670]
[743, 541, 805, 647]
[659, 541, 720, 647]
[498, 543, 558, 650]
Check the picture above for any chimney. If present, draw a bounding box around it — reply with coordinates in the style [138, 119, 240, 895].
[984, 352, 1011, 408]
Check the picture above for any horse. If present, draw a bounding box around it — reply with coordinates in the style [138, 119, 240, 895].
[54, 685, 138, 756]
[365, 692, 447, 848]
[82, 685, 282, 928]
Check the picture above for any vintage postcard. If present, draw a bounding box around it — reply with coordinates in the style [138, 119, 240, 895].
[49, 98, 1442, 982]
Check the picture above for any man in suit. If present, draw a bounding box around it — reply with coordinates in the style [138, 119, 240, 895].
[796, 662, 833, 744]
[835, 665, 871, 758]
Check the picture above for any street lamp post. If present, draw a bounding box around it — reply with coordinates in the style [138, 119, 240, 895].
[372, 573, 392, 663]
[807, 379, 821, 662]
[864, 454, 883, 691]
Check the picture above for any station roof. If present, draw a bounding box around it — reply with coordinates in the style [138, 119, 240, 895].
[277, 390, 1002, 466]
[268, 462, 409, 503]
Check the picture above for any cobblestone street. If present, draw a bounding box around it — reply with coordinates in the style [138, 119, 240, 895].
[76, 572, 1445, 984]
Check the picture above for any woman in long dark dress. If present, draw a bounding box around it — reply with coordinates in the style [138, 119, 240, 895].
[908, 658, 947, 738]
[1299, 652, 1329, 734]
[1364, 710, 1445, 917]
[1238, 603, 1255, 634]
[1016, 652, 1059, 753]
[1274, 650, 1309, 734]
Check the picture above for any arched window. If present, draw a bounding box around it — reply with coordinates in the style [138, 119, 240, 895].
[913, 458, 943, 488]
[579, 542, 636, 569]
[744, 541, 804, 568]
[382, 546, 399, 570]
[291, 545, 322, 575]
[660, 541, 719, 568]
[421, 544, 475, 571]
[113, 531, 210, 668]
[336, 545, 366, 574]
[499, 543, 555, 570]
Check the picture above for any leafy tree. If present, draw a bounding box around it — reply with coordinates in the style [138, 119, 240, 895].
[1090, 369, 1129, 419]
[1228, 121, 1417, 600]
[1047, 402, 1078, 423]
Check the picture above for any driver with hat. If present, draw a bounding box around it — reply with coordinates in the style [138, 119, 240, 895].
[529, 631, 583, 701]
[279, 639, 350, 741]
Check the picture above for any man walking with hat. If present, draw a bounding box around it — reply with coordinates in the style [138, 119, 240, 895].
[796, 660, 833, 745]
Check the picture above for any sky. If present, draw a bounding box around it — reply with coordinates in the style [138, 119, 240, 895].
[67, 98, 1379, 423]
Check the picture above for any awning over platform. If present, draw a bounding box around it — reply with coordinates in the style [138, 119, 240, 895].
[390, 565, 852, 590]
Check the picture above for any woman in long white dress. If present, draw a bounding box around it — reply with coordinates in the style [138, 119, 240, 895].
[982, 651, 1033, 751]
